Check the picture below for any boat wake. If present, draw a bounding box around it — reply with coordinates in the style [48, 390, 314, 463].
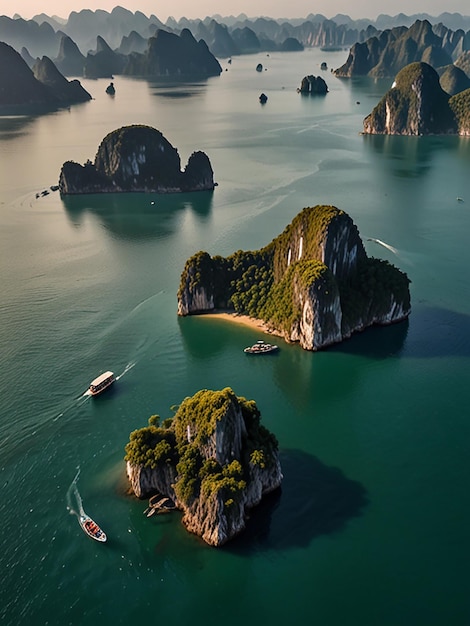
[366, 238, 399, 255]
[116, 360, 136, 381]
[52, 362, 137, 418]
[66, 468, 86, 519]
[67, 469, 107, 542]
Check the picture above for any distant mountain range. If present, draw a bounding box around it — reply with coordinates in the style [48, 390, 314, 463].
[2, 8, 470, 64]
[334, 19, 470, 79]
[2, 8, 470, 102]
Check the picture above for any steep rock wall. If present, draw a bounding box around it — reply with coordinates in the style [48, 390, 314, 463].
[59, 125, 215, 194]
[289, 271, 343, 350]
[125, 388, 282, 546]
[177, 205, 411, 351]
[363, 62, 457, 135]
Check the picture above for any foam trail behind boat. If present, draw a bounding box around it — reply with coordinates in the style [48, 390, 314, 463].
[116, 361, 136, 381]
[66, 468, 86, 519]
[53, 391, 90, 421]
[367, 238, 399, 255]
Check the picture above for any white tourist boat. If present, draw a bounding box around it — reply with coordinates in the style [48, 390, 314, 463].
[88, 371, 115, 396]
[244, 340, 279, 355]
[79, 514, 107, 542]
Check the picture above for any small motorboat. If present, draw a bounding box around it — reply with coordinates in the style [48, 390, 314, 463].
[88, 371, 115, 396]
[79, 515, 107, 542]
[244, 340, 279, 355]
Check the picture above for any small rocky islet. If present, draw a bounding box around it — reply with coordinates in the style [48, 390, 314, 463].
[59, 124, 215, 194]
[125, 387, 282, 547]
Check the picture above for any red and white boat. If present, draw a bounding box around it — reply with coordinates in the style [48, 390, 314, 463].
[79, 514, 107, 542]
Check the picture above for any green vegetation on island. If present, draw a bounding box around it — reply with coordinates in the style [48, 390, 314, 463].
[449, 89, 470, 134]
[363, 62, 458, 135]
[125, 387, 279, 507]
[178, 205, 411, 348]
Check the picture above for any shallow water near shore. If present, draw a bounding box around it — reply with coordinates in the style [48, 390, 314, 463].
[1, 50, 470, 625]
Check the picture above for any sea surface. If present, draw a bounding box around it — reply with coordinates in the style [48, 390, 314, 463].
[1, 50, 469, 626]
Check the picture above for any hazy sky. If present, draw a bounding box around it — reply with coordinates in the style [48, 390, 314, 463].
[2, 0, 469, 21]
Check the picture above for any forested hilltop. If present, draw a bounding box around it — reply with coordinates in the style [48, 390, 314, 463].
[126, 387, 283, 546]
[362, 61, 470, 135]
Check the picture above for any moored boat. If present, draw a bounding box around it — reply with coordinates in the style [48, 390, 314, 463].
[244, 340, 279, 354]
[89, 371, 115, 396]
[79, 515, 107, 542]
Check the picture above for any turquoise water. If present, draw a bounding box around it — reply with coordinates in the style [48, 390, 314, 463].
[1, 50, 469, 625]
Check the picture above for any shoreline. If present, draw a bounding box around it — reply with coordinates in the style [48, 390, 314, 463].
[196, 310, 281, 336]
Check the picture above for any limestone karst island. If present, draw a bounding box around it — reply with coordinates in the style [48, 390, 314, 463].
[363, 62, 470, 135]
[178, 205, 411, 351]
[59, 124, 215, 194]
[125, 387, 282, 547]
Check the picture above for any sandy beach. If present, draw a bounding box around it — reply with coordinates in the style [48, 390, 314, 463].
[199, 310, 280, 336]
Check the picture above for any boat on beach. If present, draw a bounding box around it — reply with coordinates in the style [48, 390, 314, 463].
[79, 515, 107, 542]
[88, 371, 115, 396]
[244, 340, 279, 355]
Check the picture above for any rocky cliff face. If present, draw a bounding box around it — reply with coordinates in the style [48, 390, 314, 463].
[84, 35, 125, 78]
[177, 251, 216, 315]
[363, 62, 458, 135]
[334, 20, 453, 79]
[125, 388, 282, 546]
[289, 268, 343, 350]
[298, 75, 328, 94]
[59, 125, 215, 194]
[32, 56, 91, 103]
[54, 35, 86, 76]
[177, 205, 410, 351]
[0, 41, 90, 109]
[123, 28, 222, 78]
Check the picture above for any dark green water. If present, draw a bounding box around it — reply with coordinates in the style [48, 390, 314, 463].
[1, 51, 469, 625]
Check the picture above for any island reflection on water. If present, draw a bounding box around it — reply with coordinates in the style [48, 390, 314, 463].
[62, 190, 214, 240]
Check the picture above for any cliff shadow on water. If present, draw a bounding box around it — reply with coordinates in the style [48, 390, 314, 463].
[61, 190, 213, 240]
[330, 317, 409, 359]
[336, 305, 470, 360]
[226, 449, 368, 555]
[403, 306, 470, 359]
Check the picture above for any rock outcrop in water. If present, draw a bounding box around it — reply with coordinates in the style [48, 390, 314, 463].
[298, 75, 328, 94]
[84, 36, 126, 79]
[177, 205, 411, 351]
[125, 387, 282, 546]
[123, 28, 222, 78]
[59, 125, 215, 194]
[363, 62, 459, 135]
[0, 41, 91, 109]
[32, 55, 91, 104]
